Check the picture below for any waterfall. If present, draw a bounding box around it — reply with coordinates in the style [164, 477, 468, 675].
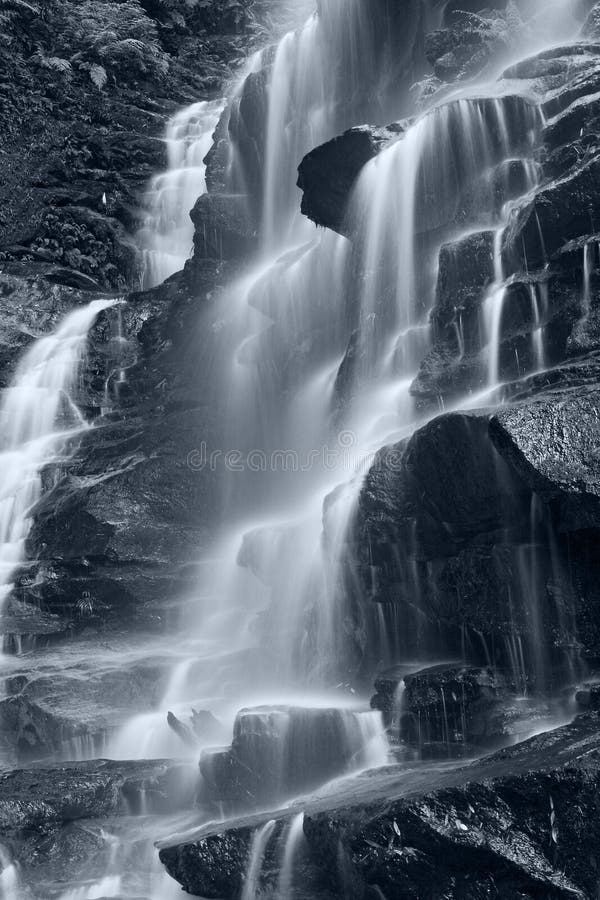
[484, 229, 509, 388]
[0, 846, 20, 900]
[529, 282, 547, 371]
[228, 0, 424, 253]
[241, 820, 276, 900]
[277, 814, 305, 899]
[139, 99, 225, 288]
[0, 298, 117, 623]
[109, 4, 558, 773]
[583, 241, 594, 316]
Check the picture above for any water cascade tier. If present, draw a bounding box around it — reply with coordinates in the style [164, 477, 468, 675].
[4, 0, 600, 897]
[0, 299, 116, 648]
[139, 99, 225, 289]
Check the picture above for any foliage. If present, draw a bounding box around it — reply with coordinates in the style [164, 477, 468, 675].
[50, 0, 170, 86]
[89, 64, 108, 90]
[0, 0, 39, 45]
[33, 50, 72, 76]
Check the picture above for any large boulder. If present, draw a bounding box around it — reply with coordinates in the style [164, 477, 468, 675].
[159, 713, 600, 900]
[200, 705, 385, 808]
[490, 386, 600, 530]
[351, 391, 600, 670]
[297, 125, 402, 235]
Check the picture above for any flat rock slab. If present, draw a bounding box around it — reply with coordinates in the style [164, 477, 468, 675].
[158, 714, 600, 899]
[0, 758, 196, 832]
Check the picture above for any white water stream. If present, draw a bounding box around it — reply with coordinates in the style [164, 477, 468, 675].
[0, 299, 117, 620]
[138, 99, 225, 289]
[109, 0, 585, 765]
[0, 1, 591, 897]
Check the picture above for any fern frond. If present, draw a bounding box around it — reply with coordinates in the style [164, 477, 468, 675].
[46, 56, 72, 72]
[89, 63, 107, 89]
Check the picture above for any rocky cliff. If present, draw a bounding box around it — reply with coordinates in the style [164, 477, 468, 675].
[296, 3, 600, 689]
[3, 0, 600, 897]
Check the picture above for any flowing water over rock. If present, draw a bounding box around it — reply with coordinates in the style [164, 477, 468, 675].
[139, 99, 225, 289]
[4, 0, 600, 897]
[0, 299, 117, 638]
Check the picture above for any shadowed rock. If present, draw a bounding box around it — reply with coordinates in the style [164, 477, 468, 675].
[297, 125, 402, 235]
[158, 714, 600, 900]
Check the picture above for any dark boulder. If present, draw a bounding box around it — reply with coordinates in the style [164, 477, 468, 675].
[190, 193, 259, 261]
[200, 705, 384, 809]
[297, 125, 402, 235]
[159, 714, 600, 900]
[371, 662, 528, 752]
[400, 664, 518, 749]
[351, 396, 600, 671]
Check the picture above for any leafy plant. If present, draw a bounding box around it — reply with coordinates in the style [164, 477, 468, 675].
[89, 63, 108, 90]
[0, 0, 39, 43]
[33, 49, 72, 76]
[53, 0, 170, 86]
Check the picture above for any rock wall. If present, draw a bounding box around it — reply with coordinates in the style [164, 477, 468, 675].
[0, 0, 298, 290]
[294, 4, 600, 683]
[159, 714, 600, 900]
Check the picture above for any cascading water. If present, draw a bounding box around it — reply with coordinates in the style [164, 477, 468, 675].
[277, 813, 305, 898]
[109, 0, 422, 761]
[111, 0, 557, 773]
[39, 1, 589, 896]
[228, 0, 428, 252]
[138, 99, 225, 289]
[0, 845, 20, 900]
[0, 298, 116, 629]
[241, 820, 276, 900]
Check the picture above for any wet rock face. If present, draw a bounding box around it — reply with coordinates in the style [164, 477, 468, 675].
[297, 125, 403, 235]
[0, 261, 240, 657]
[0, 0, 287, 290]
[372, 664, 521, 751]
[159, 714, 600, 900]
[0, 758, 197, 897]
[490, 388, 600, 530]
[351, 400, 600, 671]
[0, 758, 195, 832]
[200, 706, 382, 809]
[0, 654, 172, 765]
[199, 0, 429, 239]
[190, 193, 259, 261]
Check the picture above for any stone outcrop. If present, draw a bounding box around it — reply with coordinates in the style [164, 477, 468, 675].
[200, 706, 382, 809]
[197, 0, 430, 238]
[0, 758, 195, 832]
[0, 0, 296, 290]
[159, 713, 600, 900]
[0, 758, 197, 898]
[297, 125, 403, 235]
[372, 663, 526, 752]
[351, 394, 600, 673]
